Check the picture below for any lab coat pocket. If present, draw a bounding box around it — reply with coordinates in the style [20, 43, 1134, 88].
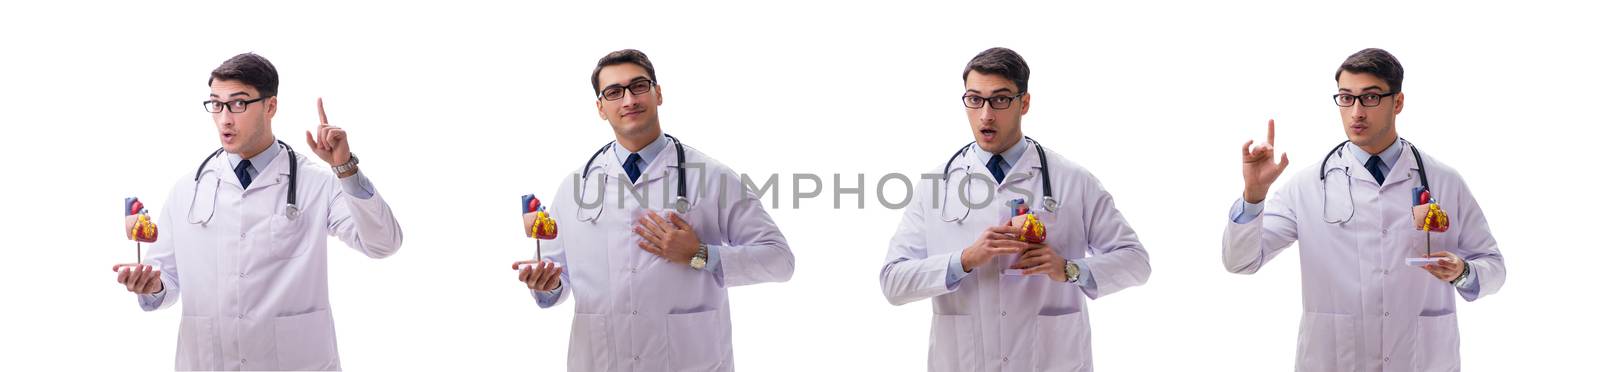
[1296, 312, 1357, 372]
[929, 314, 978, 372]
[273, 309, 338, 371]
[268, 214, 312, 259]
[1033, 311, 1092, 372]
[667, 309, 729, 371]
[569, 313, 614, 371]
[175, 315, 217, 371]
[1412, 313, 1461, 372]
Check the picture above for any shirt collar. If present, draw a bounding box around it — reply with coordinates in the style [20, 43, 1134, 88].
[972, 137, 1028, 170]
[612, 132, 670, 169]
[1349, 137, 1404, 170]
[226, 139, 280, 174]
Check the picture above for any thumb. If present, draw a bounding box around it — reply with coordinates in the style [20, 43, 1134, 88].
[305, 130, 317, 150]
[1276, 153, 1290, 173]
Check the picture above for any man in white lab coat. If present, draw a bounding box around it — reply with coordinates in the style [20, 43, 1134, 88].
[112, 53, 404, 371]
[880, 47, 1151, 372]
[513, 49, 795, 371]
[1224, 48, 1505, 371]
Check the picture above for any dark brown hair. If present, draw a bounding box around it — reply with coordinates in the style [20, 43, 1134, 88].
[962, 47, 1030, 93]
[1335, 48, 1404, 93]
[208, 53, 279, 97]
[591, 49, 658, 95]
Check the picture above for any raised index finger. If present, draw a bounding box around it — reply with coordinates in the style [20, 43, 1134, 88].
[1267, 119, 1276, 146]
[317, 97, 329, 125]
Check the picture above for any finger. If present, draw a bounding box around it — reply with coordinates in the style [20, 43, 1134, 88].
[1277, 153, 1291, 172]
[519, 267, 534, 283]
[668, 212, 692, 230]
[141, 272, 163, 293]
[328, 127, 346, 147]
[1267, 119, 1276, 146]
[648, 212, 674, 232]
[988, 225, 1022, 236]
[1024, 265, 1056, 276]
[317, 97, 329, 125]
[538, 265, 562, 290]
[1242, 140, 1254, 158]
[133, 266, 155, 291]
[990, 240, 1030, 250]
[986, 245, 1024, 255]
[319, 124, 335, 152]
[637, 214, 665, 235]
[116, 266, 132, 285]
[305, 130, 318, 151]
[511, 260, 536, 270]
[633, 226, 665, 247]
[637, 240, 662, 255]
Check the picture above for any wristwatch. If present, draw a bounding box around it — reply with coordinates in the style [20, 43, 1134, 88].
[332, 154, 360, 175]
[1449, 261, 1471, 286]
[689, 244, 709, 270]
[1064, 259, 1080, 283]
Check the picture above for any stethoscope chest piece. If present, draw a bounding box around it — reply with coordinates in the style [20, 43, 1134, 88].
[1042, 196, 1060, 213]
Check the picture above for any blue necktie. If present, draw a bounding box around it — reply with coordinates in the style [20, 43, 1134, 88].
[986, 155, 1008, 184]
[235, 159, 254, 188]
[1364, 156, 1386, 185]
[623, 153, 644, 183]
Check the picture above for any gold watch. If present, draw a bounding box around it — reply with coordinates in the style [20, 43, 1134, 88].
[689, 244, 708, 270]
[1064, 259, 1080, 283]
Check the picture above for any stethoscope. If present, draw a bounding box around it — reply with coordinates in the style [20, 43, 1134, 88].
[575, 134, 689, 222]
[938, 136, 1057, 223]
[1317, 138, 1428, 225]
[186, 140, 299, 225]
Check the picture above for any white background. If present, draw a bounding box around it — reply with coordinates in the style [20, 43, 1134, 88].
[2, 1, 1595, 370]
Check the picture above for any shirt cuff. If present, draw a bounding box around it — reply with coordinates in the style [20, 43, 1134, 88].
[1230, 197, 1265, 224]
[533, 283, 562, 307]
[339, 171, 376, 200]
[1073, 259, 1097, 289]
[945, 253, 970, 289]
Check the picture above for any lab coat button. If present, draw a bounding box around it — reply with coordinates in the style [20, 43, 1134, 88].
[1001, 311, 1007, 317]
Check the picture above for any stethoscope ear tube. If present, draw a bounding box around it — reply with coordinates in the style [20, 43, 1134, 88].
[187, 141, 302, 223]
[577, 134, 693, 219]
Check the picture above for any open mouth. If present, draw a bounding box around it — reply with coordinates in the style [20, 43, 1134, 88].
[980, 128, 997, 141]
[221, 131, 237, 144]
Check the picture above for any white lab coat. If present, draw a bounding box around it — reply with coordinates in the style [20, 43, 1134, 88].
[140, 146, 403, 371]
[536, 139, 795, 371]
[1222, 141, 1505, 372]
[881, 142, 1151, 372]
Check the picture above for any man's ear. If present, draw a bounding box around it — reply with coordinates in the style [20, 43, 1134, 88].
[596, 99, 607, 120]
[1019, 92, 1030, 115]
[1392, 92, 1404, 115]
[654, 84, 663, 106]
[264, 96, 278, 119]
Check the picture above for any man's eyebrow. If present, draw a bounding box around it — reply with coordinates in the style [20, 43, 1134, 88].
[964, 88, 1015, 95]
[1340, 85, 1384, 93]
[604, 76, 651, 88]
[209, 92, 252, 99]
